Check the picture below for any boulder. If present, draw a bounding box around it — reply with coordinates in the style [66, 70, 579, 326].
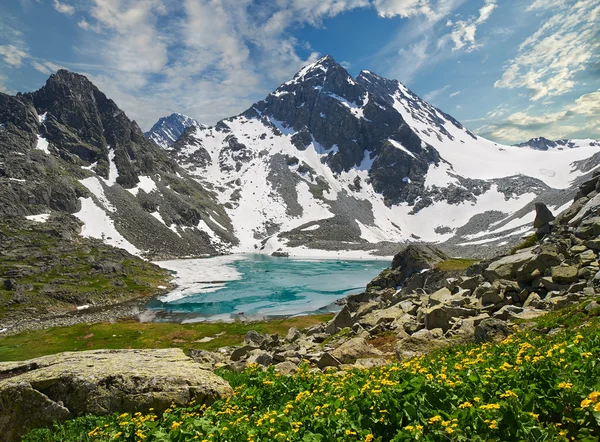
[428, 287, 469, 307]
[275, 361, 298, 376]
[330, 336, 381, 364]
[395, 328, 448, 360]
[0, 349, 232, 442]
[425, 305, 476, 332]
[474, 318, 510, 343]
[244, 330, 267, 347]
[325, 305, 354, 335]
[551, 266, 579, 284]
[317, 353, 342, 369]
[485, 250, 536, 281]
[533, 203, 555, 229]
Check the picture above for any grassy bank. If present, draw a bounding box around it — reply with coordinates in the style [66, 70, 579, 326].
[23, 298, 600, 441]
[0, 314, 334, 362]
[0, 216, 172, 323]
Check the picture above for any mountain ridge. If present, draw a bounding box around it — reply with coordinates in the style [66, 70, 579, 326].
[157, 55, 600, 258]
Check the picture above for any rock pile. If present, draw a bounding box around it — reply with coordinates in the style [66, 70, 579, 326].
[191, 172, 600, 373]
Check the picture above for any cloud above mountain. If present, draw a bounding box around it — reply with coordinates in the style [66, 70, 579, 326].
[0, 0, 598, 145]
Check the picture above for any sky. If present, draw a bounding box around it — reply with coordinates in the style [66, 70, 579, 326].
[0, 0, 599, 144]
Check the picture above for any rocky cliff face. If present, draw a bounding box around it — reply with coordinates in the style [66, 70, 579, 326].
[145, 113, 205, 149]
[162, 55, 600, 258]
[0, 71, 235, 258]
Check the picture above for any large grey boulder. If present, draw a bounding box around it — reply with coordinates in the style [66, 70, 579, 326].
[330, 336, 381, 363]
[485, 250, 536, 281]
[533, 202, 555, 230]
[0, 349, 232, 442]
[474, 318, 510, 343]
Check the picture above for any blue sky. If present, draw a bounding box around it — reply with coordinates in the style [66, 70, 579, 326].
[1, 0, 598, 144]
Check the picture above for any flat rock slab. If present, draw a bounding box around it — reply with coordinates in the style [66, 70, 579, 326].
[0, 348, 232, 442]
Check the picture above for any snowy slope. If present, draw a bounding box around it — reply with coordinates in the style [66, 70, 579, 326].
[145, 113, 206, 148]
[170, 56, 600, 258]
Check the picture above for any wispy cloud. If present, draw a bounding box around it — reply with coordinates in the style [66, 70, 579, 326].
[475, 88, 600, 143]
[53, 0, 75, 16]
[494, 0, 600, 101]
[450, 0, 496, 52]
[449, 90, 460, 97]
[423, 84, 449, 102]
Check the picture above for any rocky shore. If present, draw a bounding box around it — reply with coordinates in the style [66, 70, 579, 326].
[185, 171, 600, 374]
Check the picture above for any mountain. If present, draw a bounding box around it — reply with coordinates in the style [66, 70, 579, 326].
[145, 113, 205, 149]
[515, 137, 600, 151]
[0, 70, 235, 258]
[167, 55, 600, 258]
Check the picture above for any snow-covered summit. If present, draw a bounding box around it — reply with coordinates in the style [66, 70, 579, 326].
[166, 56, 600, 258]
[145, 113, 205, 148]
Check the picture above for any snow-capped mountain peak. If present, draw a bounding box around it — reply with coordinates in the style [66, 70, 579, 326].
[165, 58, 600, 258]
[145, 113, 205, 148]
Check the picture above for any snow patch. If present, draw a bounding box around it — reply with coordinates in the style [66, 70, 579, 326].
[35, 135, 50, 154]
[25, 213, 50, 223]
[127, 176, 157, 196]
[74, 197, 141, 256]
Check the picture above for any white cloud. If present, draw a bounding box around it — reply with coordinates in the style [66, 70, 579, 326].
[372, 0, 434, 18]
[495, 0, 600, 101]
[449, 90, 460, 97]
[450, 0, 496, 51]
[69, 0, 380, 128]
[31, 60, 64, 75]
[53, 0, 75, 15]
[423, 84, 449, 102]
[572, 89, 600, 116]
[475, 89, 600, 144]
[0, 45, 28, 67]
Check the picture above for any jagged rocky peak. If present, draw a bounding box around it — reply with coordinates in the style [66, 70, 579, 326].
[145, 113, 205, 148]
[0, 69, 236, 258]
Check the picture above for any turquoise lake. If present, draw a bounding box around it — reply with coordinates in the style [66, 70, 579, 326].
[148, 254, 388, 322]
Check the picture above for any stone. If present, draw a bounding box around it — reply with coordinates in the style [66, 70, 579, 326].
[578, 249, 597, 266]
[354, 358, 388, 369]
[249, 352, 273, 367]
[480, 289, 504, 306]
[586, 239, 600, 250]
[533, 203, 555, 229]
[275, 361, 298, 376]
[244, 330, 266, 347]
[331, 337, 381, 364]
[317, 353, 342, 369]
[425, 305, 476, 332]
[230, 345, 257, 361]
[568, 281, 587, 293]
[493, 305, 524, 321]
[395, 328, 448, 360]
[485, 250, 536, 281]
[551, 266, 579, 284]
[0, 349, 232, 442]
[398, 300, 419, 315]
[474, 318, 510, 343]
[187, 349, 227, 370]
[458, 275, 483, 291]
[570, 245, 588, 254]
[575, 216, 600, 239]
[358, 306, 408, 328]
[523, 293, 542, 308]
[325, 305, 354, 335]
[429, 287, 467, 307]
[285, 327, 301, 342]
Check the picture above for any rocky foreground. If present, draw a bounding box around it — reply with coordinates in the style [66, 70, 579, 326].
[189, 171, 600, 372]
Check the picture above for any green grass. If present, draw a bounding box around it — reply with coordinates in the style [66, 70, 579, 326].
[434, 258, 480, 272]
[510, 234, 538, 254]
[0, 314, 334, 362]
[24, 301, 600, 442]
[0, 217, 172, 321]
